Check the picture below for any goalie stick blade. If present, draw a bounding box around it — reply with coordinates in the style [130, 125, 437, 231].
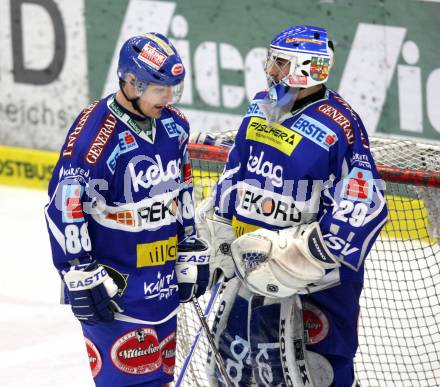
[175, 275, 226, 387]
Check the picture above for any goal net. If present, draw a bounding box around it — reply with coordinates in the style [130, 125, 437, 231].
[174, 133, 440, 387]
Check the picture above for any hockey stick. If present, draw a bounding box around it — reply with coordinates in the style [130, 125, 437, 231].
[175, 275, 228, 386]
[191, 294, 233, 387]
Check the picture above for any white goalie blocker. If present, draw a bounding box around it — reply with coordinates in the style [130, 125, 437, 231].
[230, 222, 340, 298]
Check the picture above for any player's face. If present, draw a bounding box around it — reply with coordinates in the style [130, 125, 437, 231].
[266, 57, 291, 83]
[138, 83, 175, 118]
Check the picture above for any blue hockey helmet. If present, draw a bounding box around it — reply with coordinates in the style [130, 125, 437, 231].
[265, 25, 334, 90]
[117, 33, 185, 100]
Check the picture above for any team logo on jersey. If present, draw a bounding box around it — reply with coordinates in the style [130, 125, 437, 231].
[143, 270, 178, 300]
[111, 328, 161, 375]
[247, 145, 284, 187]
[342, 167, 373, 202]
[161, 332, 176, 375]
[61, 184, 84, 223]
[128, 155, 181, 193]
[136, 236, 178, 268]
[85, 337, 102, 378]
[106, 131, 139, 173]
[303, 302, 330, 345]
[291, 114, 337, 150]
[246, 117, 302, 156]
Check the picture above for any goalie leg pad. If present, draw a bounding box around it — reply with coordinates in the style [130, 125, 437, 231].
[247, 296, 334, 387]
[250, 301, 286, 386]
[206, 278, 254, 386]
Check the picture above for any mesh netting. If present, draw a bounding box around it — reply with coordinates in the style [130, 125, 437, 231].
[174, 134, 440, 387]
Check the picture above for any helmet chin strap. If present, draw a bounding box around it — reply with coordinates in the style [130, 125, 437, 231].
[119, 79, 148, 118]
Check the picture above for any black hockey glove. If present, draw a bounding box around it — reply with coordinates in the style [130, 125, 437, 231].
[63, 262, 124, 325]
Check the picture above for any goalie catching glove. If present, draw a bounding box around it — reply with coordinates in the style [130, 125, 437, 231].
[63, 262, 124, 325]
[175, 236, 211, 303]
[230, 222, 340, 298]
[195, 197, 236, 288]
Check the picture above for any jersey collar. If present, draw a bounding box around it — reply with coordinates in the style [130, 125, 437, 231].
[107, 94, 156, 144]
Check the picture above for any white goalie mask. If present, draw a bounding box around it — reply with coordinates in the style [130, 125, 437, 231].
[263, 25, 334, 110]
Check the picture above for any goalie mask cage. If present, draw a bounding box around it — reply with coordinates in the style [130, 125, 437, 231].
[174, 134, 440, 387]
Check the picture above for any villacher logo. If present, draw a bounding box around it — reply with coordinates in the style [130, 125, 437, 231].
[111, 328, 162, 375]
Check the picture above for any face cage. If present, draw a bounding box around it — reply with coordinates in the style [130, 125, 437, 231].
[264, 49, 297, 89]
[264, 49, 331, 89]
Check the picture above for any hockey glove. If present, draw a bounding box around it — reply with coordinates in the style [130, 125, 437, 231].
[63, 262, 124, 325]
[175, 236, 211, 303]
[230, 222, 340, 298]
[195, 197, 236, 288]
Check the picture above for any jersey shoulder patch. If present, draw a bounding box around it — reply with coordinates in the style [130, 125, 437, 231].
[314, 97, 357, 146]
[165, 104, 188, 123]
[62, 99, 118, 166]
[244, 91, 268, 119]
[159, 109, 189, 148]
[61, 99, 101, 158]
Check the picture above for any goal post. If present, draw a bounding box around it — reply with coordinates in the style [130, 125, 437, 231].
[174, 133, 440, 387]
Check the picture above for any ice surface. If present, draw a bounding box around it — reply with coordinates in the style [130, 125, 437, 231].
[0, 186, 94, 387]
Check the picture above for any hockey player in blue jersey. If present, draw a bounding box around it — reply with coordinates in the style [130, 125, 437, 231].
[197, 26, 388, 386]
[45, 33, 210, 387]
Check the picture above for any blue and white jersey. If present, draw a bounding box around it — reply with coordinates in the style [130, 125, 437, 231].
[45, 95, 195, 324]
[214, 87, 388, 358]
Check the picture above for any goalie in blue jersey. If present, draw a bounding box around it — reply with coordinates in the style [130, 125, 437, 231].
[45, 33, 211, 387]
[197, 25, 388, 387]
